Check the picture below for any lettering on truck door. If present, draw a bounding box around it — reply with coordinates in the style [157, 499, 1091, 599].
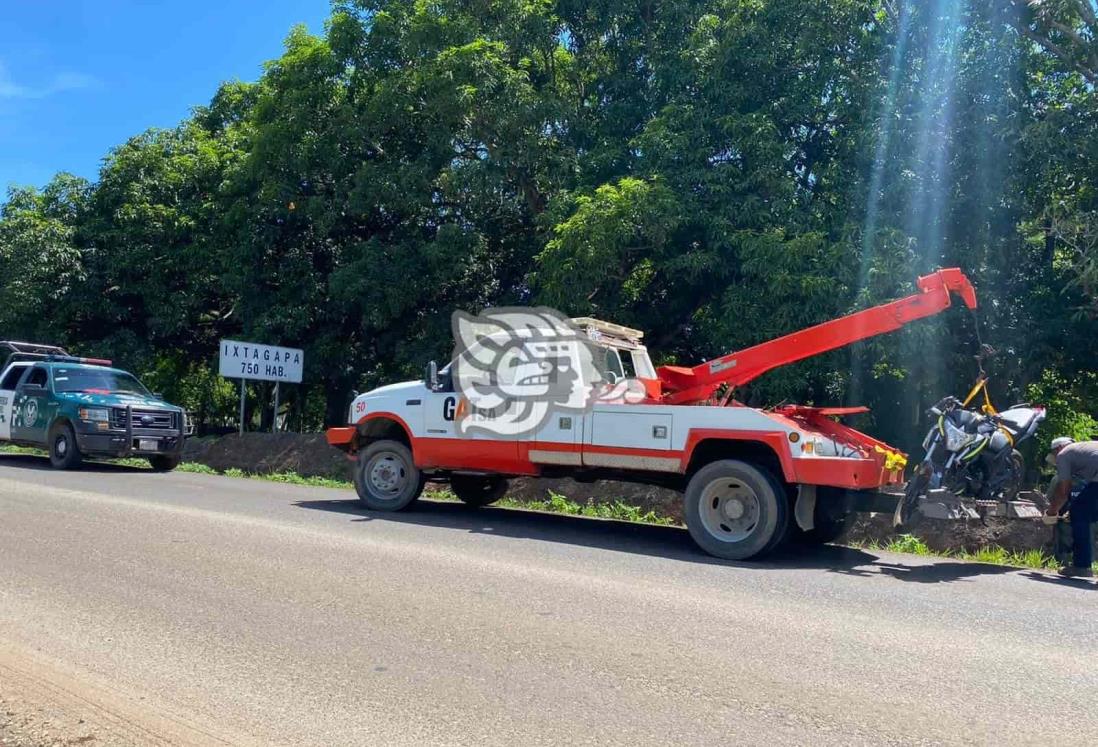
[11, 365, 50, 445]
[0, 364, 31, 441]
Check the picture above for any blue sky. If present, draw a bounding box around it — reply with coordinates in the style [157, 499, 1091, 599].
[1, 1, 331, 192]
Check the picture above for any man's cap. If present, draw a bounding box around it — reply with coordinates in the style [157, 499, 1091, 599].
[1049, 436, 1075, 452]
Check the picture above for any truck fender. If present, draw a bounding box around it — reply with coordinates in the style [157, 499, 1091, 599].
[681, 430, 796, 483]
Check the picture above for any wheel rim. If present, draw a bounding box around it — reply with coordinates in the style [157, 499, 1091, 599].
[699, 478, 761, 543]
[365, 452, 408, 497]
[55, 435, 68, 457]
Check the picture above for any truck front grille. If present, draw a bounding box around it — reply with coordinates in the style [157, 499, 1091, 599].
[111, 408, 177, 431]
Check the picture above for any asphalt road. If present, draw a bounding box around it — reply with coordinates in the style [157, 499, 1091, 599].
[1, 453, 1096, 746]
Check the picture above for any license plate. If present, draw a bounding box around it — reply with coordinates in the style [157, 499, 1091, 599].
[139, 439, 159, 452]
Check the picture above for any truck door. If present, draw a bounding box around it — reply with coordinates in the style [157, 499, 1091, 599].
[0, 363, 30, 441]
[11, 365, 50, 445]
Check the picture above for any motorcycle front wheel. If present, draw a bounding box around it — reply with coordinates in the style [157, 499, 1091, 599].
[897, 465, 931, 529]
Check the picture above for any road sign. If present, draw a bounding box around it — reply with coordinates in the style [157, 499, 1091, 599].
[218, 340, 303, 384]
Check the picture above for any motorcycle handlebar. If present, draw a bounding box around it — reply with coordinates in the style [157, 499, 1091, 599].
[928, 396, 959, 417]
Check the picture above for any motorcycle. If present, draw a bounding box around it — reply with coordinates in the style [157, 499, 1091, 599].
[898, 377, 1046, 526]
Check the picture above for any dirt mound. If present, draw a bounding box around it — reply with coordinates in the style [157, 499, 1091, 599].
[184, 433, 352, 481]
[849, 512, 1055, 555]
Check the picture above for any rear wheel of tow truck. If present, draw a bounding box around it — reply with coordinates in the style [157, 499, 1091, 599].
[48, 422, 83, 470]
[450, 474, 508, 507]
[148, 455, 181, 472]
[354, 440, 425, 511]
[684, 460, 789, 560]
[795, 512, 854, 546]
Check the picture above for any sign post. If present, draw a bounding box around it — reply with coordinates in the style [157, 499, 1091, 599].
[272, 382, 280, 433]
[219, 340, 304, 434]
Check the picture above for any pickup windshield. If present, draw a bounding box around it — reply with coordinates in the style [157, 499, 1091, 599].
[52, 367, 151, 396]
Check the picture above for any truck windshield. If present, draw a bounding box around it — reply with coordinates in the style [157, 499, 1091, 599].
[52, 368, 150, 396]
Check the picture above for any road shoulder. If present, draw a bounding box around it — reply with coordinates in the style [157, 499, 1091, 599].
[0, 639, 244, 746]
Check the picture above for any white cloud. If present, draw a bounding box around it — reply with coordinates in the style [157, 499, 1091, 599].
[0, 61, 99, 100]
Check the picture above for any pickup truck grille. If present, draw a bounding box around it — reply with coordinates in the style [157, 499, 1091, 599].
[110, 408, 178, 431]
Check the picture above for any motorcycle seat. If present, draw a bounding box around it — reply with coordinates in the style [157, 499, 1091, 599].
[996, 407, 1039, 436]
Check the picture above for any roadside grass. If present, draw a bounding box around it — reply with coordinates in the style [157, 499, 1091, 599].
[855, 533, 1076, 572]
[427, 485, 678, 525]
[0, 444, 43, 456]
[499, 490, 678, 525]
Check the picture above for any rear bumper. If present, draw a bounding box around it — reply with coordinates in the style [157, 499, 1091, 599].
[790, 456, 904, 490]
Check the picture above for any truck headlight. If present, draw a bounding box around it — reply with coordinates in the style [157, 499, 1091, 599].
[78, 407, 110, 422]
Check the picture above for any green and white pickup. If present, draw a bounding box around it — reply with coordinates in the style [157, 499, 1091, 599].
[0, 342, 191, 470]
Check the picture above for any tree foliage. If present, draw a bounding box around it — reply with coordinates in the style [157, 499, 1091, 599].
[0, 0, 1094, 447]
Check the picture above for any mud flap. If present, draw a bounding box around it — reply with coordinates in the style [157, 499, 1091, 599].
[794, 484, 816, 532]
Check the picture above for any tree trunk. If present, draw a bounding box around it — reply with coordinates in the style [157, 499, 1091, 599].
[258, 381, 275, 431]
[324, 377, 353, 429]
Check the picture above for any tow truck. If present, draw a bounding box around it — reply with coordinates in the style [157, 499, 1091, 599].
[328, 269, 984, 559]
[0, 342, 190, 470]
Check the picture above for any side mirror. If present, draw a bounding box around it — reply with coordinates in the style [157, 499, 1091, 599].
[424, 361, 439, 391]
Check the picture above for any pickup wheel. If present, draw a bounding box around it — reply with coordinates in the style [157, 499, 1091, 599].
[451, 475, 508, 507]
[149, 455, 181, 472]
[354, 440, 424, 511]
[48, 423, 83, 470]
[684, 459, 789, 560]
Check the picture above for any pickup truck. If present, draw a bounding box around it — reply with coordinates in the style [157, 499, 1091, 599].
[0, 341, 190, 470]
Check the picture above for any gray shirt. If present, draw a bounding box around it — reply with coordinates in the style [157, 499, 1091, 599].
[1056, 441, 1098, 484]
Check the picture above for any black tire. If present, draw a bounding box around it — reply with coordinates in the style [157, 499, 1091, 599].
[1001, 450, 1024, 501]
[149, 455, 181, 472]
[896, 465, 930, 529]
[353, 440, 424, 511]
[451, 474, 508, 507]
[795, 512, 854, 546]
[683, 459, 789, 560]
[48, 422, 83, 470]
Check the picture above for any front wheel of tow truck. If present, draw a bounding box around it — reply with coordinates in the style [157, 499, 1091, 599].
[354, 440, 425, 511]
[149, 455, 181, 472]
[450, 474, 508, 507]
[48, 423, 83, 470]
[684, 460, 789, 560]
